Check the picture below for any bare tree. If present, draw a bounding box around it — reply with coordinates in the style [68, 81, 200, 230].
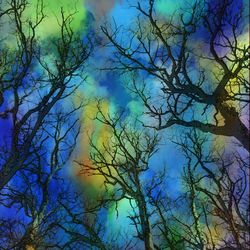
[0, 0, 91, 190]
[1, 1, 248, 249]
[0, 105, 81, 249]
[144, 130, 249, 250]
[57, 188, 133, 250]
[174, 130, 250, 249]
[77, 102, 164, 250]
[0, 102, 123, 249]
[101, 0, 249, 151]
[0, 1, 96, 248]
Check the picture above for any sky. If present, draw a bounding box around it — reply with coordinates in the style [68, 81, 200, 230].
[0, 0, 249, 247]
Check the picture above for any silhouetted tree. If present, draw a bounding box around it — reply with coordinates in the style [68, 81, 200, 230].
[101, 0, 249, 151]
[174, 130, 249, 249]
[0, 0, 97, 248]
[77, 102, 165, 250]
[0, 1, 248, 249]
[0, 0, 91, 190]
[0, 106, 81, 249]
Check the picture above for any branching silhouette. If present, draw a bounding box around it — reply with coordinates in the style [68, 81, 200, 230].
[0, 0, 91, 190]
[0, 105, 81, 249]
[101, 0, 249, 151]
[174, 130, 249, 249]
[77, 102, 164, 250]
[0, 0, 248, 249]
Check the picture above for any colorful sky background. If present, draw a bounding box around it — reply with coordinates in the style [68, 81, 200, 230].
[0, 0, 249, 246]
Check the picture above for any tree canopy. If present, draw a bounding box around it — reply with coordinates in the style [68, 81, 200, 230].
[0, 0, 249, 249]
